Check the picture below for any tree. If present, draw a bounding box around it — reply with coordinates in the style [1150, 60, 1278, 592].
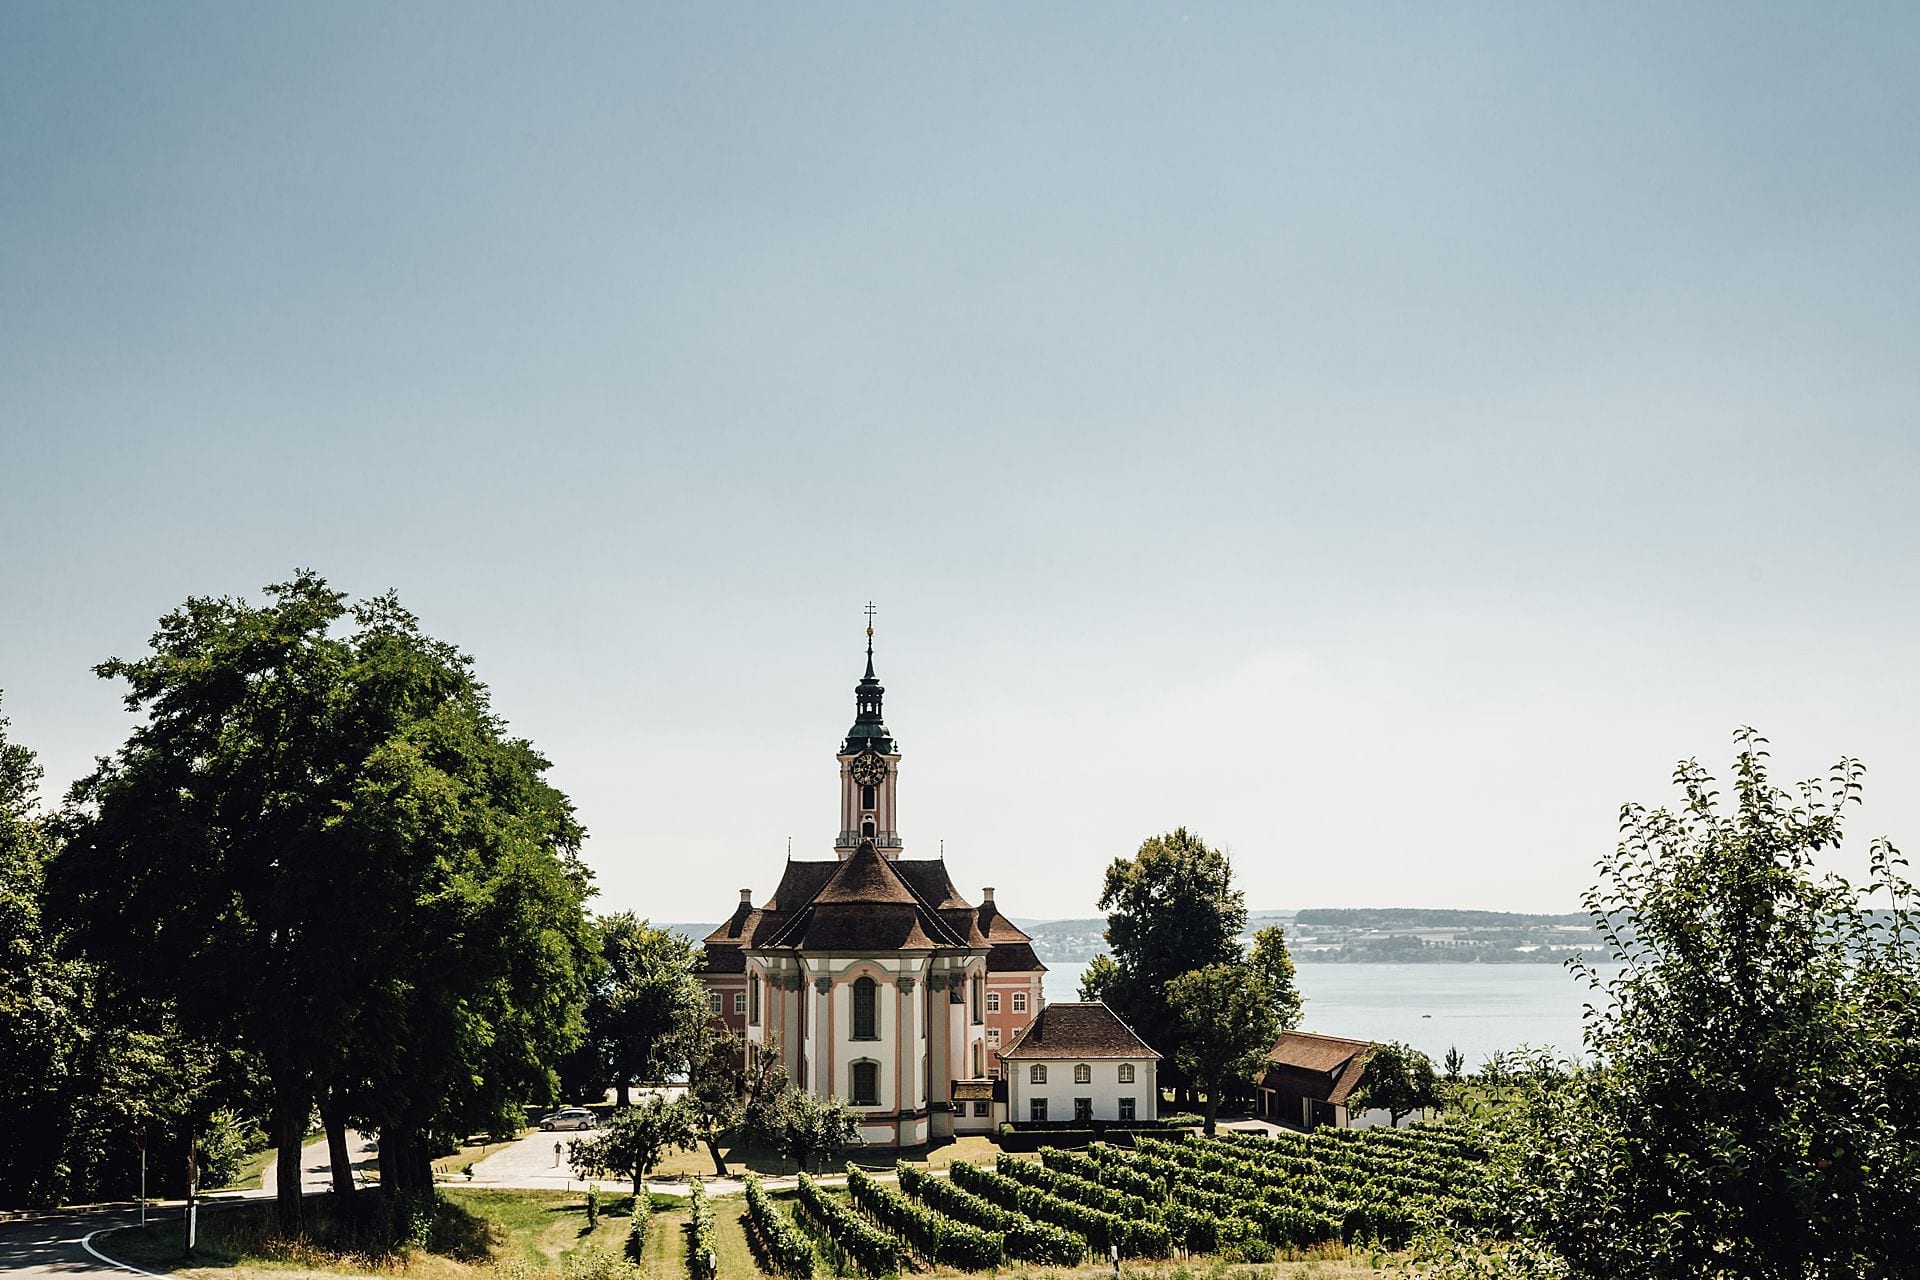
[1089, 829, 1247, 1099]
[52, 574, 596, 1229]
[677, 1013, 785, 1178]
[755, 1085, 860, 1174]
[569, 1095, 697, 1196]
[1453, 731, 1920, 1280]
[1247, 925, 1304, 1031]
[588, 915, 705, 1108]
[1165, 963, 1280, 1136]
[1076, 953, 1121, 1003]
[1348, 1040, 1438, 1127]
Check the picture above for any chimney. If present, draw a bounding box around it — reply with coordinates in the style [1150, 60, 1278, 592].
[739, 888, 753, 905]
[982, 887, 995, 904]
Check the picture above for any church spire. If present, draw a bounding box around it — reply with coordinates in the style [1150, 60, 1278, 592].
[837, 604, 901, 858]
[842, 603, 894, 756]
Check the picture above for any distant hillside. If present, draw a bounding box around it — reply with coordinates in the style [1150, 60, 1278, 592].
[1296, 908, 1590, 928]
[666, 906, 1603, 965]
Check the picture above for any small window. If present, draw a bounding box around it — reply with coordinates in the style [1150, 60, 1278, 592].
[1074, 1098, 1092, 1122]
[749, 975, 761, 1026]
[1030, 1064, 1047, 1084]
[1012, 992, 1028, 1013]
[973, 1040, 984, 1076]
[1073, 1063, 1091, 1085]
[733, 992, 747, 1015]
[852, 976, 878, 1040]
[972, 974, 984, 1024]
[1118, 1096, 1136, 1122]
[986, 1028, 1001, 1046]
[973, 1100, 990, 1117]
[1030, 1098, 1048, 1122]
[986, 991, 1001, 1014]
[707, 992, 722, 1014]
[1117, 1063, 1135, 1084]
[861, 816, 876, 838]
[852, 1061, 879, 1107]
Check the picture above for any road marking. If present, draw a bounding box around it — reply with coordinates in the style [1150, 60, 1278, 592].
[82, 1229, 167, 1277]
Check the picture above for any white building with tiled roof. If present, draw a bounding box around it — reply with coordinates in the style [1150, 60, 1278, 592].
[1000, 1001, 1160, 1125]
[698, 627, 1049, 1147]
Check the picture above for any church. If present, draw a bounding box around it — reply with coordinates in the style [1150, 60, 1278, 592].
[698, 624, 1048, 1146]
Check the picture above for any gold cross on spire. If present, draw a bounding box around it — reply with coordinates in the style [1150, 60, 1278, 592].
[864, 600, 876, 638]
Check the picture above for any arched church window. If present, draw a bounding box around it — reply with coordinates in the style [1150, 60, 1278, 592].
[749, 975, 760, 1026]
[973, 1040, 983, 1077]
[861, 784, 876, 811]
[852, 976, 878, 1040]
[851, 1060, 879, 1107]
[971, 974, 984, 1024]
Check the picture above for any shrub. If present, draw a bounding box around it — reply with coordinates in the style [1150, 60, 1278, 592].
[743, 1173, 814, 1280]
[848, 1166, 1003, 1271]
[794, 1172, 902, 1278]
[686, 1180, 718, 1279]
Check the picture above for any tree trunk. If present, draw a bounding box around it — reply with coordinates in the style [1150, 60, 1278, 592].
[273, 1089, 307, 1237]
[322, 1096, 356, 1199]
[616, 1077, 631, 1109]
[703, 1137, 729, 1178]
[1201, 1086, 1218, 1137]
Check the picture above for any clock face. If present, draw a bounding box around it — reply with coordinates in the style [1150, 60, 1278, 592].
[850, 753, 887, 786]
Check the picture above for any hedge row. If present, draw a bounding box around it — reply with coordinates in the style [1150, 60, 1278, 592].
[995, 1153, 1152, 1219]
[846, 1166, 1005, 1272]
[743, 1173, 814, 1280]
[896, 1163, 1087, 1267]
[687, 1180, 719, 1279]
[949, 1160, 1172, 1259]
[794, 1173, 903, 1278]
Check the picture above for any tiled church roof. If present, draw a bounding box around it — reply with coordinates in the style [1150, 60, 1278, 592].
[756, 841, 972, 952]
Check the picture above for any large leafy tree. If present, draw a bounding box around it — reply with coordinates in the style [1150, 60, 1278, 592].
[52, 574, 596, 1229]
[1087, 828, 1248, 1098]
[1165, 963, 1280, 1135]
[1451, 731, 1920, 1280]
[586, 914, 706, 1108]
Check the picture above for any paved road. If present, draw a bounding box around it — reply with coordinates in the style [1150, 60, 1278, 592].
[0, 1207, 144, 1278]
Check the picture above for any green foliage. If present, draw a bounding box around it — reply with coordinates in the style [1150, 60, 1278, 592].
[585, 1185, 599, 1229]
[754, 1083, 860, 1174]
[624, 1191, 649, 1263]
[896, 1161, 1086, 1266]
[1247, 924, 1304, 1030]
[949, 1158, 1171, 1258]
[685, 1179, 718, 1279]
[1089, 828, 1248, 1093]
[743, 1173, 813, 1280]
[1349, 1041, 1441, 1126]
[51, 574, 598, 1221]
[848, 1165, 1004, 1270]
[571, 1095, 697, 1196]
[586, 915, 705, 1106]
[1165, 962, 1282, 1135]
[793, 1171, 902, 1277]
[1462, 732, 1920, 1280]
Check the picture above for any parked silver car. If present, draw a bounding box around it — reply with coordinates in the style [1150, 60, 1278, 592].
[538, 1108, 598, 1131]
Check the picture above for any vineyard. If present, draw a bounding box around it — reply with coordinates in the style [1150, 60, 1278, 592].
[769, 1123, 1496, 1276]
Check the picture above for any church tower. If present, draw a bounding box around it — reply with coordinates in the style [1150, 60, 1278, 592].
[836, 606, 902, 859]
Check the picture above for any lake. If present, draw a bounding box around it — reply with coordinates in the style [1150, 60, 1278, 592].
[1044, 960, 1607, 1067]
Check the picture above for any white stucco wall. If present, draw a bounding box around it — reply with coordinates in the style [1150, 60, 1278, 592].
[1006, 1057, 1157, 1123]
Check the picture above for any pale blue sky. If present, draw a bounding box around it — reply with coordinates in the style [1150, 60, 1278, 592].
[4, 4, 1917, 921]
